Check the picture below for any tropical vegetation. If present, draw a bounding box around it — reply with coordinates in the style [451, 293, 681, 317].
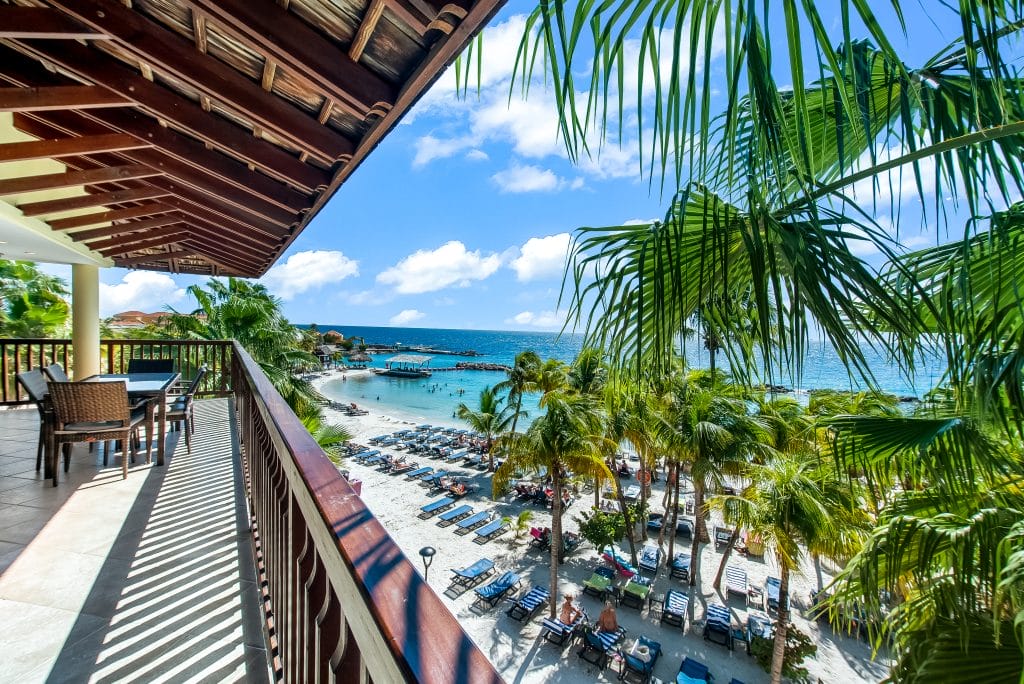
[503, 1, 1024, 681]
[0, 260, 69, 337]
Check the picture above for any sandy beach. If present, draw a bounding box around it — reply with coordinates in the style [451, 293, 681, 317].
[314, 370, 887, 683]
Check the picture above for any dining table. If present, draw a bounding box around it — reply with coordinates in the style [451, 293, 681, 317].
[82, 372, 180, 466]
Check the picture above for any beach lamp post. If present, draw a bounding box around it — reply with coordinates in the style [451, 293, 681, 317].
[419, 546, 436, 583]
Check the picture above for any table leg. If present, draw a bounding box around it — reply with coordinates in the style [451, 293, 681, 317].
[157, 391, 167, 466]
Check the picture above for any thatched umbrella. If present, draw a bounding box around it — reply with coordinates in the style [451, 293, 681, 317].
[348, 352, 372, 363]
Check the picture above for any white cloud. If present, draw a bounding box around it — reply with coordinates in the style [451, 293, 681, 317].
[389, 309, 426, 325]
[491, 164, 583, 194]
[507, 309, 568, 330]
[341, 289, 392, 306]
[377, 241, 502, 294]
[623, 217, 658, 226]
[99, 271, 185, 317]
[465, 149, 489, 161]
[412, 134, 475, 167]
[261, 250, 358, 300]
[510, 233, 571, 281]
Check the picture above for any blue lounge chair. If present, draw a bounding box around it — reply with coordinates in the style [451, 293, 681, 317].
[405, 466, 433, 480]
[355, 449, 379, 462]
[726, 565, 747, 599]
[450, 558, 495, 587]
[703, 603, 733, 649]
[602, 549, 637, 578]
[578, 626, 626, 669]
[418, 496, 455, 518]
[473, 571, 521, 608]
[506, 585, 549, 622]
[619, 634, 661, 683]
[670, 552, 691, 581]
[421, 470, 448, 484]
[660, 588, 688, 629]
[765, 576, 789, 611]
[582, 565, 616, 599]
[677, 657, 711, 683]
[446, 450, 468, 462]
[455, 511, 492, 534]
[437, 504, 473, 526]
[541, 609, 587, 647]
[638, 543, 662, 574]
[365, 453, 387, 465]
[474, 518, 508, 543]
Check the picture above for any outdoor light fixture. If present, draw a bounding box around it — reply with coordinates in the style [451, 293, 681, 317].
[419, 546, 436, 583]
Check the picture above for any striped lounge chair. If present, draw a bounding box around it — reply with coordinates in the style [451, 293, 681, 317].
[703, 603, 733, 649]
[541, 609, 587, 647]
[577, 626, 626, 669]
[660, 588, 688, 629]
[506, 585, 549, 622]
[725, 565, 748, 599]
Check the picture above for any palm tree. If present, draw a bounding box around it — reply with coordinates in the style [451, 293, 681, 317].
[0, 260, 70, 337]
[711, 453, 864, 684]
[660, 372, 764, 586]
[493, 391, 612, 617]
[456, 385, 514, 472]
[494, 350, 541, 434]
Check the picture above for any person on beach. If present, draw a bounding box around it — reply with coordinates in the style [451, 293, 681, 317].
[596, 601, 618, 632]
[560, 594, 580, 624]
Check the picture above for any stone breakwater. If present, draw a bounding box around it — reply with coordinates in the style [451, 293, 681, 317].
[429, 362, 512, 372]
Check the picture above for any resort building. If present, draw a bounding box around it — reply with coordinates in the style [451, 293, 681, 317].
[0, 1, 504, 682]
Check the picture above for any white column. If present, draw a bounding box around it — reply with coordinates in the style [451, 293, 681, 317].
[71, 263, 100, 379]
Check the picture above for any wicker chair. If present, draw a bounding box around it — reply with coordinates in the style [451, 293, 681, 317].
[46, 381, 153, 486]
[166, 366, 207, 454]
[15, 368, 52, 472]
[43, 363, 71, 382]
[126, 358, 175, 374]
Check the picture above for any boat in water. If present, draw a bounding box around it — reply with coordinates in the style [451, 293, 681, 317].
[374, 353, 433, 378]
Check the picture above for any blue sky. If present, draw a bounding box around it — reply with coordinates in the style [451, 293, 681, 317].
[44, 1, 1000, 331]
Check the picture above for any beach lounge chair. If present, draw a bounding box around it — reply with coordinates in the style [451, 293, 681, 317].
[714, 525, 735, 549]
[765, 576, 788, 612]
[506, 585, 550, 622]
[473, 518, 509, 543]
[670, 553, 692, 581]
[726, 565, 748, 599]
[582, 566, 615, 599]
[391, 460, 416, 475]
[619, 576, 652, 610]
[529, 526, 551, 550]
[541, 610, 588, 647]
[602, 549, 638, 578]
[637, 544, 662, 574]
[437, 504, 473, 526]
[464, 453, 485, 468]
[446, 450, 468, 462]
[418, 496, 455, 519]
[618, 635, 661, 683]
[405, 466, 433, 480]
[365, 453, 387, 465]
[421, 470, 448, 484]
[473, 571, 521, 608]
[703, 603, 733, 649]
[677, 657, 711, 683]
[355, 449, 379, 462]
[578, 626, 626, 669]
[449, 558, 495, 587]
[623, 484, 641, 501]
[660, 588, 688, 629]
[676, 518, 694, 539]
[745, 610, 774, 654]
[455, 510, 492, 534]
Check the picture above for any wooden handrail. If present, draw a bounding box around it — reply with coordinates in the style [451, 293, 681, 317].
[232, 340, 501, 683]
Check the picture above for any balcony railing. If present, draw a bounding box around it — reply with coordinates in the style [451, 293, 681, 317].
[2, 338, 502, 683]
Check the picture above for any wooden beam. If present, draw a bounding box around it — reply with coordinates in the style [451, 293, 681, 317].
[0, 163, 157, 195]
[0, 86, 133, 112]
[183, 238, 262, 272]
[182, 0, 396, 118]
[385, 0, 432, 35]
[350, 0, 386, 62]
[0, 133, 147, 162]
[115, 249, 193, 268]
[0, 7, 109, 39]
[68, 214, 183, 241]
[18, 186, 169, 217]
[49, 202, 172, 231]
[43, 0, 354, 161]
[174, 211, 281, 253]
[97, 230, 189, 256]
[182, 247, 250, 276]
[4, 42, 332, 192]
[11, 112, 298, 235]
[180, 227, 268, 266]
[145, 179, 291, 241]
[87, 223, 188, 251]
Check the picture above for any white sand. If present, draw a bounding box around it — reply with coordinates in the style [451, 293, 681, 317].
[314, 370, 887, 683]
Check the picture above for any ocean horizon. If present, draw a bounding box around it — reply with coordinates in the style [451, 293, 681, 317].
[301, 324, 947, 426]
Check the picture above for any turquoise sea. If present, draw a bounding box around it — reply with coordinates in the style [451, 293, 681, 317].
[304, 325, 947, 426]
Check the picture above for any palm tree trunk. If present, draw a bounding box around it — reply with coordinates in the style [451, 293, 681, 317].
[594, 476, 601, 508]
[658, 462, 672, 549]
[712, 527, 741, 591]
[510, 392, 524, 434]
[666, 462, 681, 563]
[689, 479, 705, 587]
[614, 480, 638, 567]
[486, 430, 494, 472]
[769, 565, 791, 684]
[813, 554, 824, 592]
[549, 463, 563, 619]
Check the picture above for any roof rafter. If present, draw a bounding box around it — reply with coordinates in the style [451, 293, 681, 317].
[0, 86, 133, 112]
[67, 214, 184, 241]
[0, 133, 148, 162]
[0, 6, 109, 39]
[49, 202, 173, 231]
[0, 163, 158, 195]
[115, 249, 193, 268]
[96, 228, 189, 255]
[18, 186, 170, 216]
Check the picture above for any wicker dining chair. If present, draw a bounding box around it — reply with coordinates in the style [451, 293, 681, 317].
[166, 365, 208, 454]
[15, 368, 53, 472]
[126, 358, 175, 374]
[45, 381, 153, 486]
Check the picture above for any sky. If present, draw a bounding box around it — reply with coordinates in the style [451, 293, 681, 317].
[37, 1, 1008, 331]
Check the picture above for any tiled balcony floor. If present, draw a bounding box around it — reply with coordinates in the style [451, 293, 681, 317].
[0, 399, 270, 683]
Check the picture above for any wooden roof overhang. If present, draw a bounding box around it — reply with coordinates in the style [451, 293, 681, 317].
[0, 0, 504, 276]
